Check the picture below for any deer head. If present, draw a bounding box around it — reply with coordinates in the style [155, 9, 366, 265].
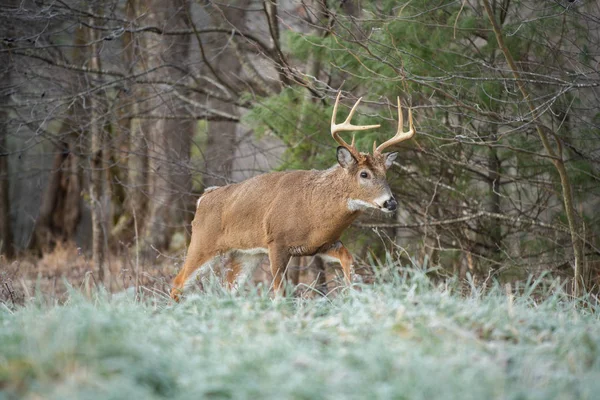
[331, 92, 415, 213]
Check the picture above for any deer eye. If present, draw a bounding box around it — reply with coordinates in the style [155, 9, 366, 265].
[360, 171, 370, 179]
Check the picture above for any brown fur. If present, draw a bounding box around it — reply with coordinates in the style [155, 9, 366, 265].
[170, 152, 395, 300]
[171, 93, 414, 301]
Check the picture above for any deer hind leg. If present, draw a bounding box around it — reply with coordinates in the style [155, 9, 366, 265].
[267, 244, 291, 295]
[318, 241, 354, 285]
[225, 253, 262, 291]
[309, 257, 328, 295]
[225, 256, 243, 289]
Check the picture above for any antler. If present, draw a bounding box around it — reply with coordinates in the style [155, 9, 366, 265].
[374, 97, 415, 154]
[331, 92, 380, 159]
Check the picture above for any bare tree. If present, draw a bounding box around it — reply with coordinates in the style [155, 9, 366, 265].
[0, 37, 13, 258]
[1, 0, 598, 294]
[200, 1, 251, 188]
[87, 7, 110, 285]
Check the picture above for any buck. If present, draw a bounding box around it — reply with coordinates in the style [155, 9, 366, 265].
[171, 92, 415, 301]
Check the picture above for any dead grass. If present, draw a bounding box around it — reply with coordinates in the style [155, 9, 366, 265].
[0, 242, 376, 306]
[0, 241, 175, 306]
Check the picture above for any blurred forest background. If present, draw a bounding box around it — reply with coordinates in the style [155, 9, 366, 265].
[1, 0, 599, 299]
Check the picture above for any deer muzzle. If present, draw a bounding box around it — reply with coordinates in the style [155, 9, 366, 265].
[383, 197, 397, 212]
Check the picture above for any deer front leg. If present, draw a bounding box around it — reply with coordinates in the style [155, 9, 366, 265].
[171, 237, 216, 301]
[286, 257, 302, 287]
[268, 244, 291, 295]
[319, 241, 354, 285]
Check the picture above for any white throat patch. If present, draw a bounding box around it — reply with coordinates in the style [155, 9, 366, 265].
[347, 199, 376, 212]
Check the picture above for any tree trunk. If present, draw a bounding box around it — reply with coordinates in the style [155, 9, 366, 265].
[88, 12, 109, 286]
[204, 101, 239, 188]
[31, 16, 96, 252]
[201, 1, 250, 188]
[137, 0, 193, 253]
[31, 129, 82, 252]
[0, 0, 16, 260]
[0, 94, 13, 259]
[90, 116, 107, 285]
[111, 0, 149, 241]
[483, 1, 585, 295]
[487, 129, 502, 261]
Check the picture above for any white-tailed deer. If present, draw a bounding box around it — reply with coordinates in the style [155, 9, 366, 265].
[171, 93, 415, 301]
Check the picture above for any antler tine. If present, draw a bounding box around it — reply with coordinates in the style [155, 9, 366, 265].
[375, 97, 415, 154]
[331, 92, 380, 157]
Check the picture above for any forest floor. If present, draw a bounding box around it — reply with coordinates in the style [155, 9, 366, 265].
[0, 241, 377, 306]
[0, 242, 176, 305]
[1, 262, 599, 400]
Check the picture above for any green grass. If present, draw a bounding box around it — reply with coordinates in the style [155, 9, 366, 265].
[1, 270, 600, 400]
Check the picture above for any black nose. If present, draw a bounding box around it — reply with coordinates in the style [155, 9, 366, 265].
[383, 198, 397, 211]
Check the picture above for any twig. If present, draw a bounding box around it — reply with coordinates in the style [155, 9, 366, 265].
[4, 282, 15, 306]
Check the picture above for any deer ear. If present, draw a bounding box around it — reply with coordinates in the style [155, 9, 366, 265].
[384, 152, 398, 169]
[337, 147, 357, 169]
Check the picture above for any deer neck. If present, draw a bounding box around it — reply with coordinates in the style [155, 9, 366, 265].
[314, 166, 364, 221]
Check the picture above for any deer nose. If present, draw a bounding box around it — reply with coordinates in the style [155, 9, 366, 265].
[383, 198, 397, 211]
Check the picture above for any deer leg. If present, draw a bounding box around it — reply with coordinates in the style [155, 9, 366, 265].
[171, 238, 217, 301]
[225, 256, 243, 289]
[310, 256, 328, 295]
[318, 241, 354, 285]
[268, 244, 291, 295]
[287, 257, 301, 286]
[225, 254, 261, 291]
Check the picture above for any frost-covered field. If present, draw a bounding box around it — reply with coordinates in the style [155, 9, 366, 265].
[1, 271, 599, 399]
